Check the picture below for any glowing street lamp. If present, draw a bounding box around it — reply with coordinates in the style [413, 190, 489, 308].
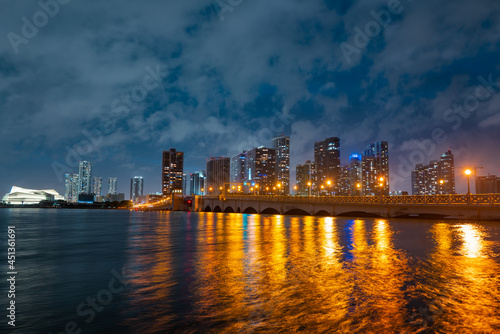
[307, 181, 312, 197]
[439, 179, 444, 194]
[465, 169, 472, 195]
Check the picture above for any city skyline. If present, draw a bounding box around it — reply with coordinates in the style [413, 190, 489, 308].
[1, 1, 500, 197]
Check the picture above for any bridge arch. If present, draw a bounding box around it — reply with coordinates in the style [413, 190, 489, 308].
[261, 207, 281, 215]
[236, 207, 241, 213]
[284, 208, 310, 216]
[337, 211, 382, 218]
[224, 206, 235, 213]
[314, 210, 331, 216]
[213, 206, 222, 212]
[242, 207, 258, 214]
[204, 206, 212, 212]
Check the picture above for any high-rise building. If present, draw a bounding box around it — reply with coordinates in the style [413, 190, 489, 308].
[183, 174, 187, 195]
[92, 177, 102, 197]
[77, 161, 92, 195]
[162, 148, 184, 195]
[207, 157, 230, 194]
[230, 152, 246, 189]
[272, 135, 290, 195]
[245, 147, 277, 194]
[190, 171, 206, 196]
[295, 160, 316, 196]
[439, 149, 455, 194]
[411, 150, 456, 195]
[130, 176, 144, 202]
[337, 165, 351, 196]
[64, 173, 79, 202]
[476, 175, 500, 194]
[314, 137, 340, 193]
[362, 141, 389, 195]
[349, 154, 363, 196]
[108, 177, 118, 195]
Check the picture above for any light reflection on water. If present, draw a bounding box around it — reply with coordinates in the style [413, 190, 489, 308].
[1, 209, 500, 333]
[122, 212, 500, 333]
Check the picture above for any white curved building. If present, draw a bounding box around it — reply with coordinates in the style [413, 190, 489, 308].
[1, 186, 65, 205]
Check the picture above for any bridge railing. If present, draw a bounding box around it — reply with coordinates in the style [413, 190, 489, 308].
[202, 194, 500, 207]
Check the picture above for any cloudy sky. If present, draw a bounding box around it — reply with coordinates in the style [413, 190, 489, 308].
[1, 0, 499, 197]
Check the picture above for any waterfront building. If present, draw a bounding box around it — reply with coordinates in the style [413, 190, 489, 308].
[411, 150, 456, 195]
[162, 148, 184, 195]
[362, 141, 389, 195]
[314, 137, 340, 194]
[130, 176, 144, 202]
[272, 135, 290, 195]
[108, 177, 118, 195]
[2, 186, 64, 205]
[244, 147, 277, 194]
[106, 193, 125, 202]
[77, 161, 92, 195]
[476, 175, 500, 194]
[206, 157, 230, 195]
[64, 173, 79, 203]
[295, 160, 316, 196]
[190, 171, 206, 196]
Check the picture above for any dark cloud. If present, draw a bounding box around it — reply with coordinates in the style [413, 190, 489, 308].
[0, 0, 499, 196]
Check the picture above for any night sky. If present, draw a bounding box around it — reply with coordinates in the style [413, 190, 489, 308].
[1, 0, 499, 198]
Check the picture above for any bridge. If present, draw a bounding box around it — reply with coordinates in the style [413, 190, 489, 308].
[198, 194, 500, 220]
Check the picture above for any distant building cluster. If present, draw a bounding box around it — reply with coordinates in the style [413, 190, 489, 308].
[64, 161, 124, 203]
[296, 139, 389, 196]
[411, 150, 456, 195]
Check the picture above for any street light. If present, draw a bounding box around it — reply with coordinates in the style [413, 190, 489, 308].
[326, 180, 332, 196]
[465, 169, 472, 194]
[439, 179, 444, 194]
[307, 181, 312, 197]
[356, 182, 361, 196]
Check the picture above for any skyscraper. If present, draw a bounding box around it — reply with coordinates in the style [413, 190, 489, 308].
[272, 135, 290, 195]
[362, 141, 389, 195]
[230, 152, 246, 189]
[92, 176, 103, 202]
[130, 176, 144, 202]
[77, 161, 92, 195]
[92, 177, 102, 196]
[295, 160, 316, 196]
[162, 148, 184, 195]
[245, 147, 277, 194]
[64, 173, 79, 202]
[411, 150, 456, 195]
[349, 154, 363, 196]
[314, 137, 340, 193]
[439, 149, 455, 194]
[182, 174, 187, 195]
[190, 170, 206, 195]
[108, 177, 118, 195]
[206, 157, 230, 195]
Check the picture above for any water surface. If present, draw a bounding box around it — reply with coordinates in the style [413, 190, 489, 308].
[1, 209, 499, 333]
